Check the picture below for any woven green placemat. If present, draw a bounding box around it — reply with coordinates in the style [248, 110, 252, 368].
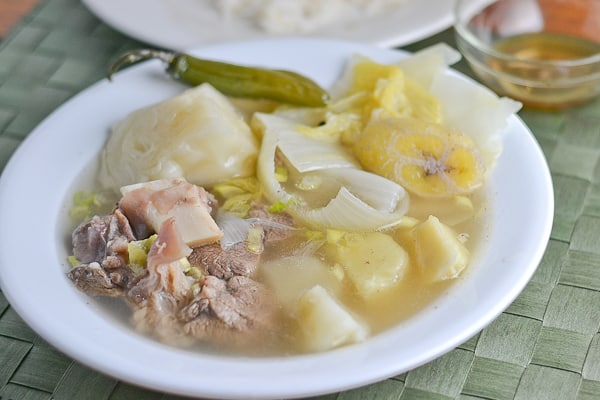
[1, 0, 600, 399]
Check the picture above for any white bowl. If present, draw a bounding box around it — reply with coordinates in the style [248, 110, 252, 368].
[0, 38, 553, 399]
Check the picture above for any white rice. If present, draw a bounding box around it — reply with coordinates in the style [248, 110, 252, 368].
[211, 0, 407, 34]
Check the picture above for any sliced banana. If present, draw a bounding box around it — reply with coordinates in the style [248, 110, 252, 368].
[355, 117, 485, 197]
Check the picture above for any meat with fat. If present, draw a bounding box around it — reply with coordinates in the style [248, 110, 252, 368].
[181, 275, 282, 348]
[67, 179, 291, 351]
[72, 208, 135, 265]
[68, 262, 123, 297]
[69, 208, 137, 295]
[119, 178, 223, 247]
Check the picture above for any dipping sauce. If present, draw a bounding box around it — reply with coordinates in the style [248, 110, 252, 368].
[456, 0, 600, 109]
[485, 32, 600, 109]
[493, 32, 600, 62]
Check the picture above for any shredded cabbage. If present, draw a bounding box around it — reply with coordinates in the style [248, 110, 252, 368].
[69, 191, 107, 223]
[212, 177, 262, 217]
[127, 234, 158, 268]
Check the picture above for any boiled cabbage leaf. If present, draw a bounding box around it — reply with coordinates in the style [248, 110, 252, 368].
[99, 83, 258, 191]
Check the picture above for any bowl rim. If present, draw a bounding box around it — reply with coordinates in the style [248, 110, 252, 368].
[453, 0, 600, 72]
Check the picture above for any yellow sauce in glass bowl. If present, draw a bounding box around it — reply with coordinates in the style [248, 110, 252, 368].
[486, 32, 600, 109]
[455, 0, 600, 109]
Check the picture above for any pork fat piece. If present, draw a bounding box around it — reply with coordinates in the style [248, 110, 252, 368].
[119, 178, 223, 246]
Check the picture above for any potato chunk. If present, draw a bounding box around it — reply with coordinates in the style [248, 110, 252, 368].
[260, 255, 341, 311]
[328, 231, 409, 299]
[411, 215, 470, 282]
[296, 285, 368, 352]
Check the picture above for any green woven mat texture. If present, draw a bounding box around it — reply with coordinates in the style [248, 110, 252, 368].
[1, 0, 600, 399]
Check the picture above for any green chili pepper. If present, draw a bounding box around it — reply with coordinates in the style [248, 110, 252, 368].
[109, 49, 329, 107]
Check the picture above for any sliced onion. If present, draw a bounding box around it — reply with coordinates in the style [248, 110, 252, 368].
[259, 113, 359, 173]
[254, 113, 410, 231]
[217, 210, 297, 248]
[300, 186, 408, 230]
[322, 168, 408, 214]
[216, 211, 251, 248]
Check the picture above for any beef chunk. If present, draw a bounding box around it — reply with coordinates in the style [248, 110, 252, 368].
[69, 208, 137, 296]
[188, 242, 260, 279]
[72, 215, 109, 264]
[72, 208, 135, 264]
[67, 262, 123, 297]
[67, 189, 290, 351]
[181, 275, 281, 347]
[131, 290, 193, 347]
[108, 208, 136, 247]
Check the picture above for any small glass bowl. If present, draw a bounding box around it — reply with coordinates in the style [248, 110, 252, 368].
[454, 0, 600, 109]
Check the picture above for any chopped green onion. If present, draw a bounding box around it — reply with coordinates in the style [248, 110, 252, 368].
[67, 255, 80, 267]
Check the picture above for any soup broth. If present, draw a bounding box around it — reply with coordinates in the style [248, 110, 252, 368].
[62, 49, 507, 356]
[63, 160, 490, 356]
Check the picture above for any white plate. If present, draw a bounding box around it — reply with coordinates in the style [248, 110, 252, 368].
[82, 0, 456, 50]
[0, 38, 553, 399]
